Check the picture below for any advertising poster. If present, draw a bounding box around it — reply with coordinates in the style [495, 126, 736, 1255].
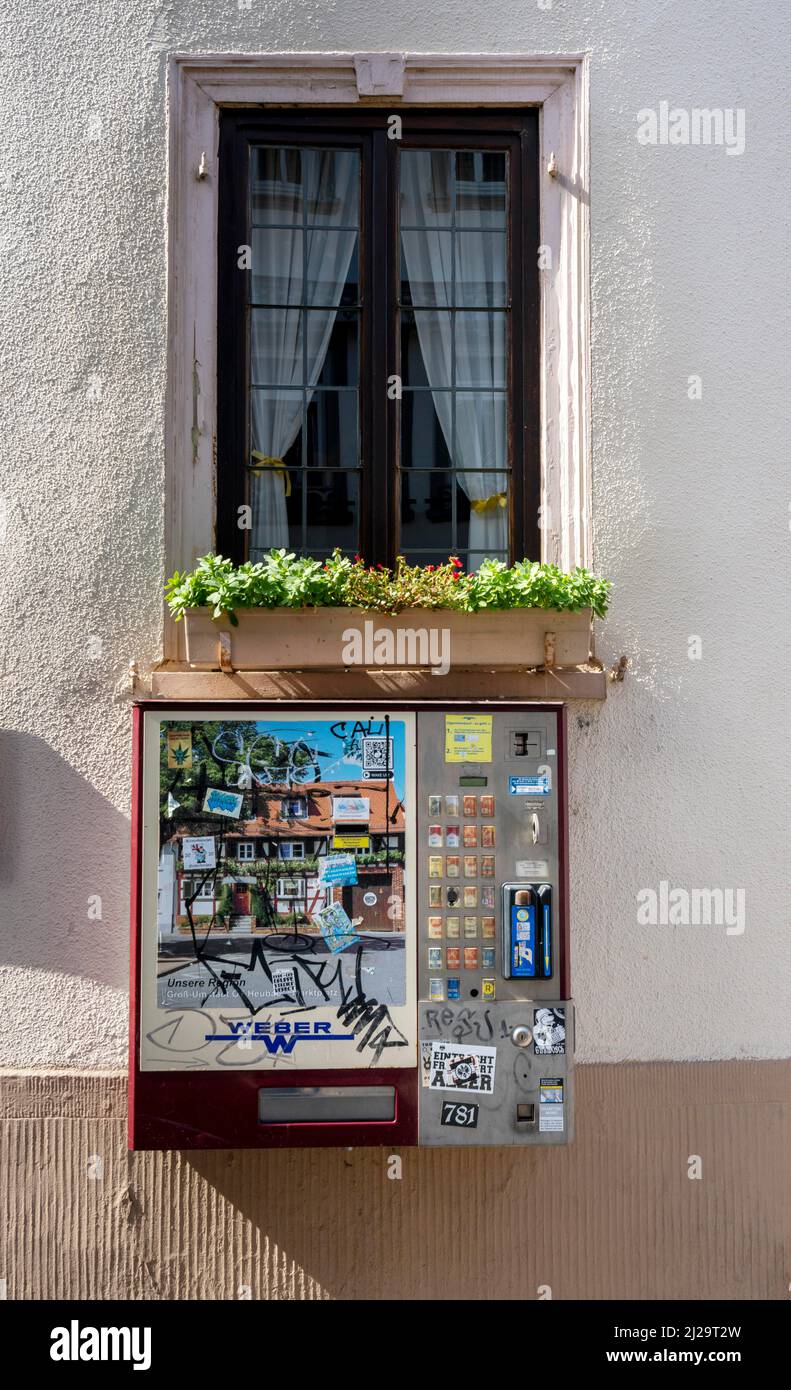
[140, 710, 416, 1072]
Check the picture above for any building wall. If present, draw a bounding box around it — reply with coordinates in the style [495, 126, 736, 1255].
[1, 0, 789, 1298]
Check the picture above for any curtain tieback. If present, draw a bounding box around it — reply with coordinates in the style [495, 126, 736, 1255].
[470, 491, 507, 514]
[251, 452, 291, 496]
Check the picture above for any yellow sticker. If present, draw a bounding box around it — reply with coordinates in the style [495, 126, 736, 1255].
[332, 835, 369, 849]
[166, 729, 192, 769]
[444, 714, 493, 763]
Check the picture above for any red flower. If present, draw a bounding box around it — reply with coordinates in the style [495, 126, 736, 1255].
[426, 565, 435, 572]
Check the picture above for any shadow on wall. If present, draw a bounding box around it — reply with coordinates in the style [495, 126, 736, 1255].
[0, 731, 130, 990]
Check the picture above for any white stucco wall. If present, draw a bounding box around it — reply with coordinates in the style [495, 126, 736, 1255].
[1, 0, 789, 1067]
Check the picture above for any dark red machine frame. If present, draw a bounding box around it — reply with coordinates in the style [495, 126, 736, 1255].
[129, 701, 569, 1150]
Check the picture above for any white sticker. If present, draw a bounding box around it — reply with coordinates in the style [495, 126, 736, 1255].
[270, 965, 297, 995]
[515, 860, 550, 878]
[539, 1105, 564, 1133]
[363, 891, 378, 907]
[428, 1041, 496, 1094]
[182, 836, 216, 869]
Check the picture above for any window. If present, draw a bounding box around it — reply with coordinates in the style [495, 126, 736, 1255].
[236, 841, 256, 860]
[278, 842, 306, 860]
[277, 878, 305, 898]
[217, 110, 540, 569]
[281, 797, 307, 819]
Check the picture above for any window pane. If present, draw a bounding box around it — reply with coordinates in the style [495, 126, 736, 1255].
[401, 387, 452, 472]
[251, 147, 360, 228]
[251, 229, 358, 306]
[399, 472, 509, 566]
[400, 150, 453, 226]
[304, 470, 359, 552]
[250, 310, 358, 388]
[455, 232, 507, 306]
[400, 232, 452, 307]
[455, 313, 507, 387]
[306, 390, 359, 469]
[455, 151, 508, 228]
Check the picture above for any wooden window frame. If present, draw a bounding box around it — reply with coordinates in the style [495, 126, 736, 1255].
[165, 53, 590, 661]
[216, 108, 540, 567]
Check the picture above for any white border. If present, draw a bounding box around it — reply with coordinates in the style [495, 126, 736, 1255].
[165, 52, 591, 659]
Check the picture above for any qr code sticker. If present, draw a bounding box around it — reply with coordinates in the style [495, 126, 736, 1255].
[361, 736, 394, 776]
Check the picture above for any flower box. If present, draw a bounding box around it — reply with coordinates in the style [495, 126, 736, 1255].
[183, 605, 593, 672]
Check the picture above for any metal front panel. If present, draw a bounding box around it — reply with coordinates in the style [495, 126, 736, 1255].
[419, 1000, 573, 1146]
[416, 707, 572, 1146]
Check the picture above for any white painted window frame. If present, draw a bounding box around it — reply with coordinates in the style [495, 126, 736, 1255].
[236, 840, 256, 860]
[165, 52, 591, 659]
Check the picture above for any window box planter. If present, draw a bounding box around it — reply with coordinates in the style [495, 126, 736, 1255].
[182, 605, 594, 673]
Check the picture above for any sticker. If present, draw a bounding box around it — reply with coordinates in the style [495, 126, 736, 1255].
[446, 916, 460, 938]
[481, 856, 495, 877]
[540, 1078, 564, 1104]
[271, 965, 297, 995]
[446, 946, 461, 969]
[361, 736, 394, 778]
[203, 787, 244, 818]
[462, 824, 478, 847]
[429, 856, 443, 878]
[445, 795, 459, 816]
[481, 916, 496, 938]
[332, 834, 369, 850]
[428, 1041, 496, 1093]
[481, 885, 495, 909]
[332, 795, 370, 821]
[463, 855, 477, 878]
[445, 714, 493, 764]
[533, 1007, 566, 1055]
[481, 824, 496, 848]
[318, 853, 358, 886]
[463, 886, 478, 908]
[479, 794, 494, 817]
[312, 901, 360, 954]
[446, 824, 460, 847]
[182, 836, 216, 870]
[166, 792, 180, 818]
[481, 977, 496, 1000]
[509, 775, 551, 796]
[446, 855, 460, 878]
[429, 884, 442, 907]
[428, 947, 442, 969]
[166, 729, 193, 769]
[421, 1040, 434, 1084]
[447, 977, 461, 1000]
[515, 860, 550, 878]
[428, 824, 443, 846]
[539, 1105, 564, 1133]
[428, 795, 442, 817]
[446, 886, 460, 907]
[463, 946, 479, 970]
[441, 1100, 479, 1128]
[463, 915, 477, 938]
[429, 978, 445, 1003]
[482, 947, 495, 968]
[462, 794, 477, 818]
[427, 916, 443, 939]
[362, 891, 377, 906]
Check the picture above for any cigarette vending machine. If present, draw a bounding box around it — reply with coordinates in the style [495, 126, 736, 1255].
[130, 703, 572, 1149]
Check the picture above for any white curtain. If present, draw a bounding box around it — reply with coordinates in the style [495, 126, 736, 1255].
[400, 151, 508, 568]
[249, 149, 358, 556]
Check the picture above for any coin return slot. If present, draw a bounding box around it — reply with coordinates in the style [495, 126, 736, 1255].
[516, 1103, 535, 1124]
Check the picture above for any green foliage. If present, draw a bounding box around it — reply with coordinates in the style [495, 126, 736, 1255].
[166, 550, 611, 622]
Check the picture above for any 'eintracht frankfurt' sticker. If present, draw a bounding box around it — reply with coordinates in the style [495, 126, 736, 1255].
[428, 1041, 496, 1094]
